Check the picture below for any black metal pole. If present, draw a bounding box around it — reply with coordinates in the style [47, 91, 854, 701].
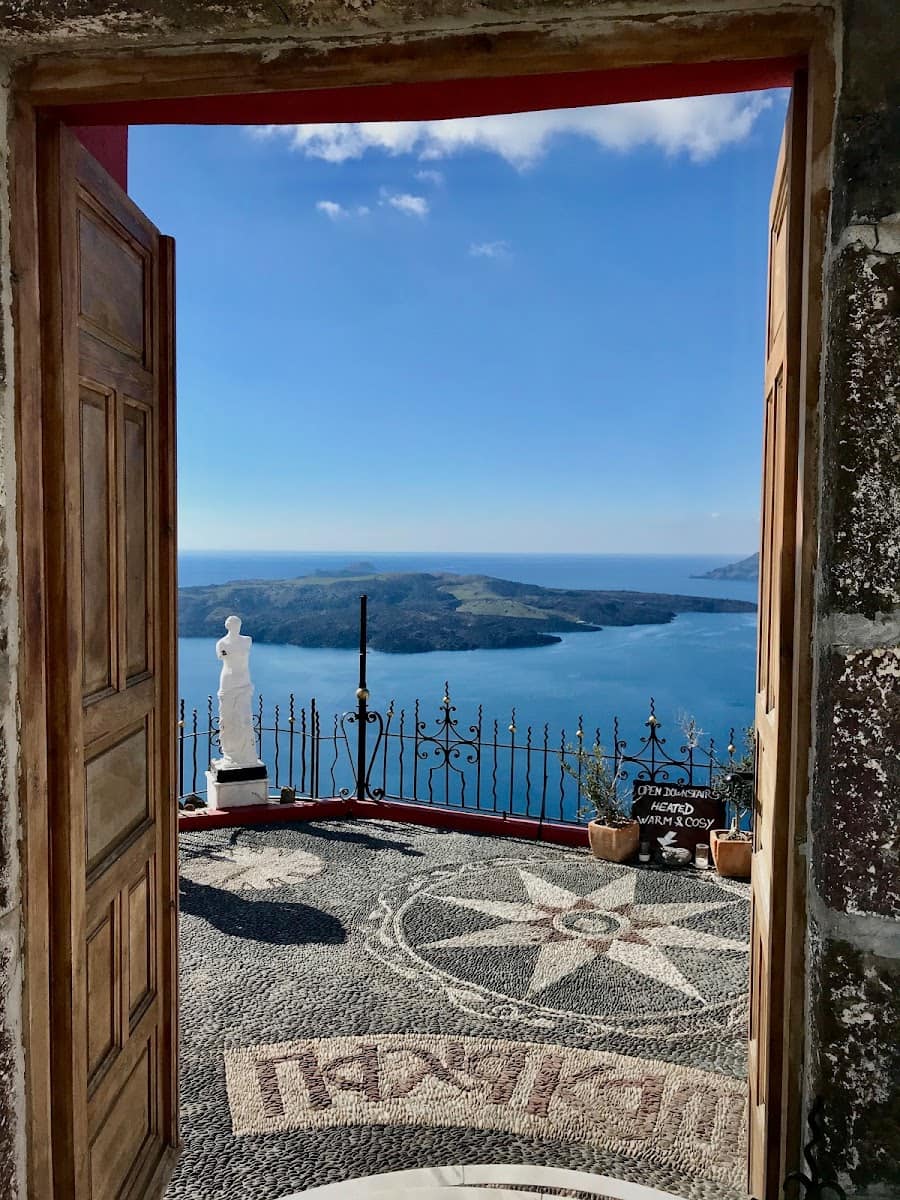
[356, 594, 369, 804]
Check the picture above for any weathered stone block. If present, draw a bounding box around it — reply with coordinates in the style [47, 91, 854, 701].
[0, 920, 21, 1200]
[831, 0, 900, 231]
[812, 647, 900, 919]
[807, 932, 900, 1193]
[820, 240, 900, 617]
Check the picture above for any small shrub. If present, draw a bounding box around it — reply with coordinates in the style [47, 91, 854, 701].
[712, 725, 755, 841]
[562, 741, 630, 827]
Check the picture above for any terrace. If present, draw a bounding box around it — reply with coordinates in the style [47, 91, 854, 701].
[171, 819, 749, 1200]
[171, 670, 751, 1200]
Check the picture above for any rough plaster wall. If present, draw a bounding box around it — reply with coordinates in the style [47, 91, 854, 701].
[810, 0, 900, 1190]
[0, 0, 826, 52]
[0, 64, 24, 1200]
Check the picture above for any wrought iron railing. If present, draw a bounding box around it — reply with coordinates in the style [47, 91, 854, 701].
[178, 693, 344, 804]
[177, 689, 737, 825]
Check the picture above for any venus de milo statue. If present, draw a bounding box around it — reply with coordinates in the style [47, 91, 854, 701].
[205, 615, 269, 809]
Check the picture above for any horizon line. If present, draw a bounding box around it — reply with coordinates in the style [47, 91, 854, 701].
[177, 548, 756, 558]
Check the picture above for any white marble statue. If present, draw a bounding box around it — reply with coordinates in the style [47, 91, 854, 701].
[214, 615, 262, 768]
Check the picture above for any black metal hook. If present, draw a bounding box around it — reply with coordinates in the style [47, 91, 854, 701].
[783, 1098, 847, 1200]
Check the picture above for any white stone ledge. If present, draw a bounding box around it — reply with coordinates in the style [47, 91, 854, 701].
[279, 1163, 685, 1199]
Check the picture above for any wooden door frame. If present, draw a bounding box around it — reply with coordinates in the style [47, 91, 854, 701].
[9, 9, 834, 1198]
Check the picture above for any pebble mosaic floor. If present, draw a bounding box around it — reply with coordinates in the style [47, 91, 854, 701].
[168, 819, 751, 1200]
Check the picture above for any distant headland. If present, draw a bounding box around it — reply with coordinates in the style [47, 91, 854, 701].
[178, 570, 757, 654]
[692, 553, 759, 582]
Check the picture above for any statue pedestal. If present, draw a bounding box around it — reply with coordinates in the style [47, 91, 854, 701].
[206, 762, 269, 810]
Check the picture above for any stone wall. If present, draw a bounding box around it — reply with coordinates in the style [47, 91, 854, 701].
[0, 0, 897, 1196]
[0, 67, 24, 1200]
[809, 0, 900, 1189]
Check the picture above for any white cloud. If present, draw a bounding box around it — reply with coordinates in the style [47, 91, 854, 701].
[469, 240, 511, 260]
[254, 92, 774, 168]
[316, 199, 371, 220]
[316, 199, 348, 219]
[383, 192, 429, 217]
[415, 168, 444, 185]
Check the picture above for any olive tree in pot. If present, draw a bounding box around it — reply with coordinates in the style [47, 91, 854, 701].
[563, 740, 639, 863]
[709, 727, 754, 879]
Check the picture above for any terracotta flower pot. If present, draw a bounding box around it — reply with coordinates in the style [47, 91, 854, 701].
[710, 829, 752, 879]
[588, 819, 640, 863]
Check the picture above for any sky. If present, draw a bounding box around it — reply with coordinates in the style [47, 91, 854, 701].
[128, 89, 789, 555]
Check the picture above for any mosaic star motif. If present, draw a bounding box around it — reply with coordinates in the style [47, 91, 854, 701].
[180, 844, 324, 892]
[423, 868, 747, 1001]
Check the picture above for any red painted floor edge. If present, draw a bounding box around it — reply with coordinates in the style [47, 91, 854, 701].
[352, 799, 588, 847]
[178, 797, 351, 830]
[177, 794, 588, 846]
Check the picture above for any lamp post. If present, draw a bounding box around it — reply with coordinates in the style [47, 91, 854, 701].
[355, 594, 369, 805]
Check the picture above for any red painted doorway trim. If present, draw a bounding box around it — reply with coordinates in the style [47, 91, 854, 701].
[71, 124, 129, 189]
[58, 57, 798, 127]
[61, 54, 798, 192]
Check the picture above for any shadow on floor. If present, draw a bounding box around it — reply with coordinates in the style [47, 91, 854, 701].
[299, 822, 425, 857]
[180, 877, 348, 945]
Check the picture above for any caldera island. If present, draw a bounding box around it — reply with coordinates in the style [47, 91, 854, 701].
[178, 569, 757, 654]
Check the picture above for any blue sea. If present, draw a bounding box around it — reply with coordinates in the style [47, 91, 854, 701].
[178, 552, 757, 808]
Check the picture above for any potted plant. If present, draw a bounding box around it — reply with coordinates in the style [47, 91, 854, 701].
[709, 727, 754, 879]
[563, 740, 639, 863]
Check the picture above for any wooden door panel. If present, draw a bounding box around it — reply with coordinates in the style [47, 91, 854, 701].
[767, 213, 787, 353]
[80, 381, 117, 701]
[124, 399, 152, 683]
[85, 723, 151, 872]
[86, 904, 120, 1084]
[41, 124, 177, 1200]
[89, 1035, 158, 1200]
[747, 90, 805, 1199]
[77, 199, 150, 364]
[127, 860, 156, 1022]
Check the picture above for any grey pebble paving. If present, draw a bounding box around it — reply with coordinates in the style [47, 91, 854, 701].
[167, 819, 750, 1200]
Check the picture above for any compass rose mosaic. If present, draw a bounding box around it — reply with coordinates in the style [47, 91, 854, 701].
[366, 856, 750, 1040]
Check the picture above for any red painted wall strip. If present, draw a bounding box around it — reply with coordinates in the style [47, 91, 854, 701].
[177, 795, 588, 847]
[59, 56, 799, 127]
[71, 124, 128, 189]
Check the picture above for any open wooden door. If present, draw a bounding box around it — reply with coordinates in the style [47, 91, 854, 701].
[747, 87, 806, 1199]
[38, 124, 178, 1200]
